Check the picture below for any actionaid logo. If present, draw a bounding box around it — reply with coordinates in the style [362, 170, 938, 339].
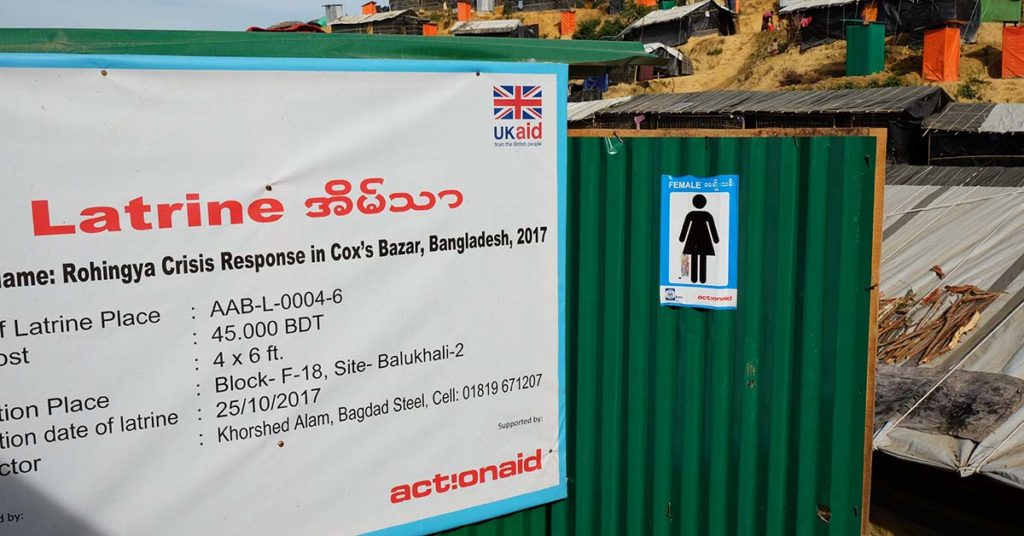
[492, 85, 544, 145]
[389, 449, 544, 504]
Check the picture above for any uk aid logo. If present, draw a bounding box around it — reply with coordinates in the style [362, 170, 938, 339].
[492, 85, 544, 147]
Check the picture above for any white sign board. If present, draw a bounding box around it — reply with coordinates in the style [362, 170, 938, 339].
[660, 174, 739, 309]
[0, 54, 566, 535]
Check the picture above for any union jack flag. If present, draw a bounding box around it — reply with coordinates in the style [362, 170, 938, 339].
[493, 85, 543, 120]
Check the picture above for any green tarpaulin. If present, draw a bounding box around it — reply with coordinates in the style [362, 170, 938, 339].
[0, 28, 661, 70]
[981, 0, 1022, 21]
[846, 22, 886, 76]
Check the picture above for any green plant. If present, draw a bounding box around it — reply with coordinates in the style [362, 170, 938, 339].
[866, 73, 906, 88]
[707, 47, 723, 55]
[955, 75, 988, 100]
[573, 17, 602, 40]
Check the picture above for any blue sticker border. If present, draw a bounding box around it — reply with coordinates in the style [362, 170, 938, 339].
[659, 174, 740, 308]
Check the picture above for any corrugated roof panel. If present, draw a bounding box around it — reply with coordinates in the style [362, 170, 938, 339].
[924, 103, 996, 132]
[450, 19, 524, 34]
[598, 87, 948, 116]
[875, 165, 1024, 490]
[0, 28, 662, 68]
[567, 97, 632, 122]
[330, 9, 415, 25]
[923, 103, 1024, 133]
[449, 132, 881, 536]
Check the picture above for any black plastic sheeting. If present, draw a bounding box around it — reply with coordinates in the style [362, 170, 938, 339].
[797, 3, 863, 50]
[880, 0, 981, 46]
[928, 133, 1024, 166]
[620, 5, 736, 46]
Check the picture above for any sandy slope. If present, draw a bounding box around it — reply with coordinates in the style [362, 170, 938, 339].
[601, 0, 1021, 102]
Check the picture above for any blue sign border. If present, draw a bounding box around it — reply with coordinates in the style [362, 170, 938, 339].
[0, 52, 568, 536]
[659, 174, 739, 309]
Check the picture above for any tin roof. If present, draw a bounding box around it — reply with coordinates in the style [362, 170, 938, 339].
[450, 19, 525, 34]
[924, 103, 1024, 133]
[329, 9, 417, 25]
[595, 87, 949, 117]
[875, 165, 1024, 489]
[567, 97, 633, 122]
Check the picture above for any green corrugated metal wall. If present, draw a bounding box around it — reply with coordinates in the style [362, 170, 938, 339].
[446, 134, 879, 536]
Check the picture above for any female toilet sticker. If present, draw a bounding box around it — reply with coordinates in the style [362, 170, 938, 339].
[660, 174, 739, 309]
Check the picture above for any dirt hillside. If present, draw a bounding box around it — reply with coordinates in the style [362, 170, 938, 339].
[598, 0, 1022, 102]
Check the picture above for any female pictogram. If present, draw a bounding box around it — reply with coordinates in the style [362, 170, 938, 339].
[678, 194, 719, 284]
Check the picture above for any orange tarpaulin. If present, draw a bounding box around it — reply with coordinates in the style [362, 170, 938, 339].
[1004, 26, 1024, 78]
[361, 1, 378, 14]
[457, 1, 472, 21]
[862, 0, 878, 21]
[637, 0, 658, 7]
[423, 22, 438, 35]
[560, 10, 576, 36]
[923, 26, 960, 82]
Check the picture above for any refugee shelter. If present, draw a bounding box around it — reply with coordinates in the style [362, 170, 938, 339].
[449, 19, 539, 37]
[874, 164, 1024, 489]
[618, 0, 737, 46]
[329, 9, 427, 35]
[573, 87, 951, 163]
[923, 103, 1024, 165]
[637, 42, 695, 79]
[880, 0, 982, 44]
[503, 0, 582, 12]
[389, 0, 444, 9]
[779, 0, 863, 50]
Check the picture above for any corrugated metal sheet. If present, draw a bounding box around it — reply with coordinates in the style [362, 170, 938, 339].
[450, 19, 525, 35]
[924, 103, 1024, 133]
[329, 9, 417, 25]
[598, 87, 948, 117]
[0, 28, 663, 68]
[567, 97, 632, 122]
[886, 164, 1024, 187]
[874, 165, 1024, 489]
[622, 0, 732, 32]
[445, 130, 882, 536]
